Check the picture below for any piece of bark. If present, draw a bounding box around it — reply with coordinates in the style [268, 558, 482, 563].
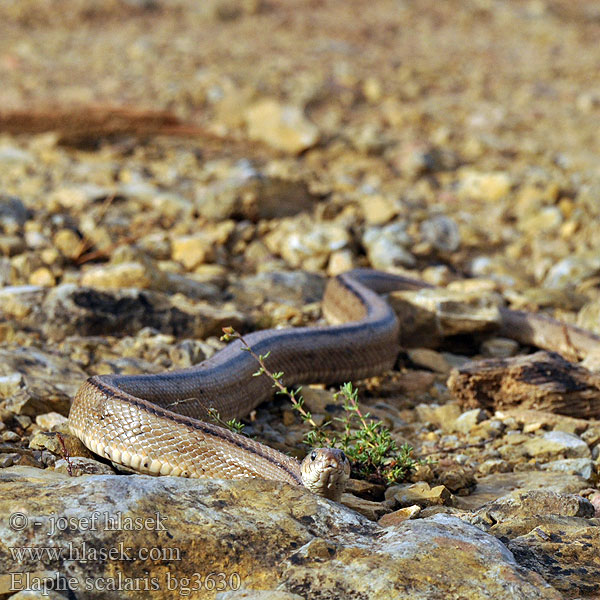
[447, 351, 600, 419]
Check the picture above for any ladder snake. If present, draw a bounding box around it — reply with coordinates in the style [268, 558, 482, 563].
[68, 269, 600, 500]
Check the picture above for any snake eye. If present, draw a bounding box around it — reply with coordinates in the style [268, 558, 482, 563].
[310, 450, 317, 461]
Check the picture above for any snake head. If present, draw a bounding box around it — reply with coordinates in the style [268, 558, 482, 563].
[299, 448, 350, 502]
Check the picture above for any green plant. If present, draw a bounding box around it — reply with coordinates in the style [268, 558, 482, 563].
[221, 327, 423, 485]
[206, 407, 246, 435]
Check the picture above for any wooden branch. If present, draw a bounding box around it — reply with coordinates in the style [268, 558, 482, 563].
[447, 351, 600, 419]
[0, 105, 208, 144]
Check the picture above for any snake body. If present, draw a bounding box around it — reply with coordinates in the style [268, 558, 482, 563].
[69, 269, 600, 498]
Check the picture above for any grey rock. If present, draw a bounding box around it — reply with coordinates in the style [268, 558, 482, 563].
[420, 215, 461, 252]
[455, 470, 589, 511]
[0, 468, 560, 599]
[363, 222, 416, 270]
[0, 195, 29, 230]
[0, 347, 88, 416]
[53, 457, 116, 476]
[543, 255, 600, 289]
[198, 171, 316, 221]
[229, 270, 325, 307]
[523, 430, 591, 460]
[41, 284, 243, 341]
[507, 517, 600, 597]
[470, 489, 595, 530]
[540, 457, 595, 480]
[265, 217, 351, 270]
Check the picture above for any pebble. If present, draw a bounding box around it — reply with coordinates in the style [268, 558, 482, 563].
[358, 195, 398, 225]
[407, 348, 452, 374]
[363, 222, 416, 270]
[0, 453, 20, 468]
[0, 195, 28, 229]
[385, 481, 453, 508]
[265, 217, 351, 270]
[28, 267, 55, 287]
[378, 505, 422, 527]
[540, 458, 594, 481]
[481, 337, 520, 358]
[420, 215, 461, 253]
[35, 412, 69, 431]
[54, 456, 116, 476]
[453, 409, 487, 435]
[244, 99, 320, 154]
[53, 228, 82, 259]
[81, 261, 155, 289]
[523, 431, 591, 460]
[543, 255, 600, 289]
[171, 234, 216, 270]
[458, 170, 512, 202]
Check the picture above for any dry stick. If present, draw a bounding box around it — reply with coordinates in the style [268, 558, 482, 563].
[56, 433, 73, 476]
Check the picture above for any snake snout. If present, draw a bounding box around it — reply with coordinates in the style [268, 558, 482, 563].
[299, 447, 351, 502]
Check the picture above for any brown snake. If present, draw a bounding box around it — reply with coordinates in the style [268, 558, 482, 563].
[68, 269, 600, 500]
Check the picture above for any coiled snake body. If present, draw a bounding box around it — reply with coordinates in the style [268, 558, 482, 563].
[69, 269, 600, 500]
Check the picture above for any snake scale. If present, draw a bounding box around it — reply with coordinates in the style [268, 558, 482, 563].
[69, 269, 600, 500]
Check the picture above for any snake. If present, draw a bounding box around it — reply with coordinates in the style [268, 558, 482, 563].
[68, 269, 600, 501]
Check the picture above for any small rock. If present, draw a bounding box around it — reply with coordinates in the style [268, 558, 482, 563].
[524, 430, 591, 460]
[29, 432, 94, 459]
[35, 412, 69, 431]
[0, 195, 28, 230]
[54, 456, 116, 476]
[244, 99, 319, 154]
[543, 255, 600, 289]
[378, 505, 421, 527]
[171, 234, 215, 270]
[81, 261, 156, 290]
[363, 222, 416, 270]
[481, 337, 520, 358]
[477, 459, 512, 476]
[28, 267, 55, 287]
[470, 490, 595, 527]
[265, 217, 350, 270]
[458, 170, 512, 202]
[358, 195, 397, 225]
[0, 372, 25, 398]
[327, 249, 355, 276]
[385, 481, 453, 508]
[407, 348, 451, 374]
[53, 228, 82, 259]
[390, 287, 502, 346]
[0, 453, 20, 468]
[341, 493, 390, 521]
[453, 408, 487, 434]
[541, 458, 595, 480]
[344, 478, 386, 502]
[577, 299, 600, 335]
[420, 215, 461, 252]
[414, 402, 462, 431]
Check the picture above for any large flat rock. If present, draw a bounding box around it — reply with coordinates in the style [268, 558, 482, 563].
[0, 467, 560, 599]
